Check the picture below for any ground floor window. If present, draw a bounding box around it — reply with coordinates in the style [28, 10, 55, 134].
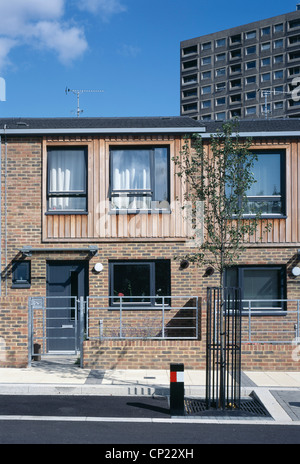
[225, 265, 286, 313]
[109, 260, 171, 307]
[12, 260, 31, 288]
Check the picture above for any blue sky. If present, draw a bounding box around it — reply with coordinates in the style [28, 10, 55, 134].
[0, 0, 297, 118]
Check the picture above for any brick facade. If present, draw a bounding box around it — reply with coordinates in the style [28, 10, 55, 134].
[0, 127, 299, 371]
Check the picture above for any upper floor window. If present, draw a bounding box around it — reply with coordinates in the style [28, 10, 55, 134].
[47, 147, 87, 213]
[110, 146, 169, 211]
[244, 150, 285, 216]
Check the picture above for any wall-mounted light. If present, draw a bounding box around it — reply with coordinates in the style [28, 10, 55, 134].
[180, 260, 190, 270]
[94, 263, 103, 273]
[292, 266, 300, 277]
[205, 266, 215, 277]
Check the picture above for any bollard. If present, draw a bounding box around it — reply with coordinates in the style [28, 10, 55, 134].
[170, 363, 185, 416]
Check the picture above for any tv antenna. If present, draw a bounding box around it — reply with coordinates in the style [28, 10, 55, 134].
[65, 87, 104, 117]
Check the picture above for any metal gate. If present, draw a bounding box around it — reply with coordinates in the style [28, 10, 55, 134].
[206, 287, 242, 410]
[28, 296, 85, 367]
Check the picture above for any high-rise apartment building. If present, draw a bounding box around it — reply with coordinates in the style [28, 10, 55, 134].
[180, 6, 300, 120]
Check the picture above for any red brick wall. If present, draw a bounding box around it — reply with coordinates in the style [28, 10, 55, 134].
[0, 297, 28, 368]
[82, 339, 300, 371]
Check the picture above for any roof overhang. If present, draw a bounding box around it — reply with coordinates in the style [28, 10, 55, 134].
[0, 127, 206, 135]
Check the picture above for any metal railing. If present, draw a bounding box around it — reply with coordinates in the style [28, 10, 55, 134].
[86, 295, 200, 340]
[241, 299, 299, 344]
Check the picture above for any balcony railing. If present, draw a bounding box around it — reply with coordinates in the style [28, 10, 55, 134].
[86, 295, 200, 340]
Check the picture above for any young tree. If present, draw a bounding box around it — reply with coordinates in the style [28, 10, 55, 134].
[174, 120, 270, 288]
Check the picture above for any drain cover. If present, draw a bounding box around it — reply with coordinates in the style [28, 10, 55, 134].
[185, 394, 270, 418]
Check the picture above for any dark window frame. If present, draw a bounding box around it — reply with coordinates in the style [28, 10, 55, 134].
[109, 260, 171, 309]
[12, 260, 31, 288]
[47, 146, 88, 215]
[109, 145, 170, 213]
[243, 149, 286, 218]
[225, 265, 286, 315]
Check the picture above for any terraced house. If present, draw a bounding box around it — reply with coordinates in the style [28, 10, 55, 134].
[0, 116, 299, 371]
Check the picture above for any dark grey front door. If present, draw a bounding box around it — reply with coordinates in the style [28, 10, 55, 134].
[46, 261, 88, 352]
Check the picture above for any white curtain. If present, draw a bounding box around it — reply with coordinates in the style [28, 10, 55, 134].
[112, 150, 151, 209]
[49, 149, 85, 210]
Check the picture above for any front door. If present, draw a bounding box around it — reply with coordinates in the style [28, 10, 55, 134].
[46, 261, 88, 352]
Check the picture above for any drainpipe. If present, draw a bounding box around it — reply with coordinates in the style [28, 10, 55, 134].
[0, 133, 1, 297]
[4, 125, 7, 296]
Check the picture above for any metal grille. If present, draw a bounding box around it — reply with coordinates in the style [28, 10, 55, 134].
[206, 287, 242, 410]
[185, 395, 270, 418]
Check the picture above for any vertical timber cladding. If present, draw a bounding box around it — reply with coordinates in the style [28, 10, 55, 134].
[43, 134, 189, 241]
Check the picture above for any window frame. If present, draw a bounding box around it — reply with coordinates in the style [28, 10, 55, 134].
[109, 145, 170, 213]
[47, 146, 88, 215]
[244, 149, 286, 218]
[109, 260, 171, 309]
[224, 265, 286, 315]
[12, 260, 31, 289]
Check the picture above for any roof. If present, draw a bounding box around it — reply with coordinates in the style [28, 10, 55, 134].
[0, 117, 299, 137]
[0, 117, 206, 134]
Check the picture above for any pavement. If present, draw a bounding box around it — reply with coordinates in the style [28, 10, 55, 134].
[0, 355, 299, 424]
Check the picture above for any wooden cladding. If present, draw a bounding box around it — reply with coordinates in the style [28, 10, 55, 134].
[43, 135, 188, 241]
[43, 136, 300, 245]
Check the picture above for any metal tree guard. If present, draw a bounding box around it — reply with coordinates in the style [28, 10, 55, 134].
[206, 287, 242, 410]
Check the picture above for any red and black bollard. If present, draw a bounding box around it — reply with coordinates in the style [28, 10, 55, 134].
[170, 363, 185, 416]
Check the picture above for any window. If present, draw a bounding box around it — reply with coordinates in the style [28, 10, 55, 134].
[202, 41, 211, 50]
[216, 67, 226, 77]
[202, 85, 211, 95]
[289, 35, 300, 45]
[230, 64, 241, 73]
[289, 51, 300, 60]
[225, 266, 286, 313]
[274, 23, 284, 33]
[216, 112, 226, 120]
[230, 94, 241, 103]
[246, 91, 256, 100]
[216, 82, 226, 92]
[244, 150, 285, 216]
[216, 38, 226, 47]
[246, 46, 256, 55]
[202, 56, 211, 65]
[246, 106, 257, 115]
[274, 54, 284, 64]
[202, 71, 211, 79]
[261, 26, 270, 36]
[183, 59, 197, 70]
[183, 88, 197, 98]
[274, 70, 284, 80]
[230, 34, 241, 44]
[261, 72, 271, 82]
[289, 19, 300, 29]
[216, 97, 226, 105]
[245, 75, 256, 85]
[47, 147, 87, 212]
[261, 42, 271, 51]
[274, 101, 284, 110]
[183, 103, 197, 112]
[109, 260, 171, 307]
[246, 60, 256, 70]
[12, 261, 31, 288]
[230, 49, 241, 59]
[183, 45, 197, 56]
[245, 30, 256, 40]
[183, 74, 197, 85]
[202, 100, 211, 109]
[274, 39, 283, 49]
[261, 57, 271, 66]
[230, 79, 241, 89]
[110, 146, 169, 211]
[216, 53, 226, 62]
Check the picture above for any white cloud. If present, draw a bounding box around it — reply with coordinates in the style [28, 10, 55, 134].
[78, 0, 126, 18]
[0, 0, 88, 71]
